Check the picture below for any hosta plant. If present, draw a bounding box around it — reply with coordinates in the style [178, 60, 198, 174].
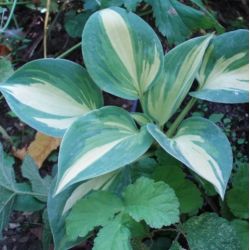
[0, 7, 248, 250]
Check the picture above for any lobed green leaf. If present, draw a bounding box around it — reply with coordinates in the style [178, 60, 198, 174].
[93, 218, 132, 250]
[66, 191, 123, 241]
[123, 177, 179, 228]
[146, 0, 222, 45]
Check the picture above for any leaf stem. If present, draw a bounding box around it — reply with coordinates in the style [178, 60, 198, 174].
[0, 0, 18, 32]
[138, 9, 153, 17]
[43, 0, 51, 58]
[56, 42, 81, 59]
[166, 98, 196, 138]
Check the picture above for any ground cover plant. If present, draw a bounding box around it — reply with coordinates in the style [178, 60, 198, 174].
[0, 0, 249, 249]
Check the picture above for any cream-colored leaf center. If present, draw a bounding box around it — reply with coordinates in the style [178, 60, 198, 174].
[100, 9, 162, 95]
[174, 135, 224, 197]
[62, 172, 117, 215]
[34, 117, 78, 129]
[139, 46, 161, 92]
[2, 81, 89, 116]
[100, 9, 138, 87]
[203, 52, 249, 91]
[55, 137, 126, 195]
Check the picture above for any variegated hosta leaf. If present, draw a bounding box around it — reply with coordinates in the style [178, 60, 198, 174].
[147, 117, 233, 198]
[142, 35, 212, 126]
[54, 106, 153, 195]
[48, 179, 84, 250]
[82, 7, 164, 100]
[62, 171, 119, 215]
[0, 59, 103, 137]
[190, 29, 249, 103]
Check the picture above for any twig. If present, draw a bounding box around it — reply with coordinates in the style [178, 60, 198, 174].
[43, 0, 51, 58]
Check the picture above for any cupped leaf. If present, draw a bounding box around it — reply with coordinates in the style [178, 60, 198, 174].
[82, 7, 164, 100]
[183, 213, 240, 250]
[191, 29, 249, 103]
[0, 59, 103, 137]
[147, 117, 233, 198]
[66, 191, 123, 241]
[123, 177, 179, 228]
[142, 35, 212, 125]
[54, 106, 153, 195]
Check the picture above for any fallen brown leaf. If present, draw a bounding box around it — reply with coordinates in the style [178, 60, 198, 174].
[12, 132, 61, 168]
[27, 132, 61, 168]
[12, 146, 27, 160]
